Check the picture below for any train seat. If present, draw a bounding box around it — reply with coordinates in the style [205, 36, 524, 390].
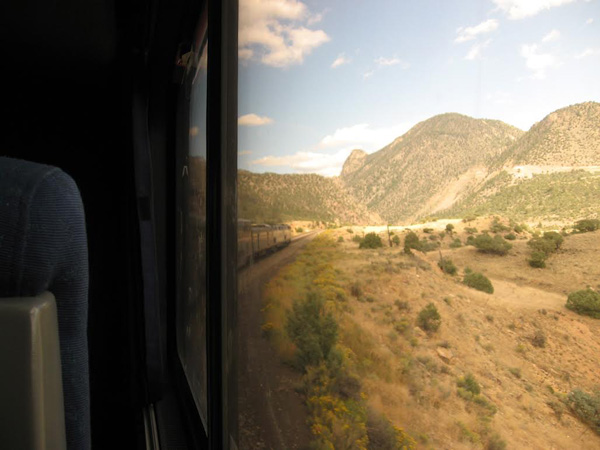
[0, 157, 90, 449]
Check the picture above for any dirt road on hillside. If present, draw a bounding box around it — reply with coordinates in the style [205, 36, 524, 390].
[237, 231, 318, 450]
[420, 251, 568, 311]
[489, 278, 566, 310]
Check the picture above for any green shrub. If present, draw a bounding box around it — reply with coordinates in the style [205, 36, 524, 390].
[438, 257, 457, 275]
[394, 300, 410, 311]
[465, 227, 478, 234]
[528, 231, 563, 268]
[404, 231, 420, 254]
[392, 235, 400, 246]
[295, 227, 304, 233]
[337, 236, 344, 243]
[528, 251, 547, 268]
[352, 235, 363, 243]
[465, 235, 476, 246]
[417, 303, 441, 333]
[514, 224, 524, 233]
[567, 389, 600, 435]
[286, 293, 338, 369]
[457, 373, 480, 395]
[463, 272, 494, 294]
[532, 330, 547, 348]
[346, 228, 354, 233]
[419, 239, 439, 252]
[333, 371, 362, 400]
[366, 409, 416, 449]
[486, 433, 507, 450]
[450, 238, 462, 248]
[504, 233, 516, 240]
[350, 282, 362, 299]
[528, 237, 556, 255]
[474, 234, 512, 255]
[490, 219, 511, 233]
[446, 223, 455, 233]
[423, 228, 433, 234]
[574, 219, 600, 233]
[359, 232, 383, 249]
[457, 421, 480, 444]
[566, 289, 600, 318]
[543, 231, 564, 249]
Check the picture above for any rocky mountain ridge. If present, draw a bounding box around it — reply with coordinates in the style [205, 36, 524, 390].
[240, 102, 600, 224]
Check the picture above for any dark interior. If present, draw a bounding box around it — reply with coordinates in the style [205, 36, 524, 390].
[0, 0, 205, 447]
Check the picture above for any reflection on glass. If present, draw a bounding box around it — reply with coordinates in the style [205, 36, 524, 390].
[237, 0, 600, 448]
[178, 31, 208, 429]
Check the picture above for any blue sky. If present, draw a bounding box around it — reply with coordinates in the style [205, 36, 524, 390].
[238, 0, 600, 176]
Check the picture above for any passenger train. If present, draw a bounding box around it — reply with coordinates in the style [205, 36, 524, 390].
[237, 221, 292, 267]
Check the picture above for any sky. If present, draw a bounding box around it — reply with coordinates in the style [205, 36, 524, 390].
[237, 0, 600, 177]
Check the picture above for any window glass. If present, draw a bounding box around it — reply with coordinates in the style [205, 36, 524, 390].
[238, 1, 600, 449]
[178, 29, 208, 430]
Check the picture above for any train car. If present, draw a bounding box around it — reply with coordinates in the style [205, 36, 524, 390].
[272, 224, 291, 248]
[237, 219, 253, 268]
[282, 224, 292, 245]
[251, 224, 272, 256]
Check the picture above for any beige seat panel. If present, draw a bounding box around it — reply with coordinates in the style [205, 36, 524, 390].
[0, 291, 66, 450]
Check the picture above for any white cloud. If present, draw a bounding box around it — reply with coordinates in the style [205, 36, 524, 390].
[575, 48, 600, 58]
[465, 40, 491, 60]
[239, 0, 330, 68]
[319, 122, 415, 151]
[239, 48, 254, 60]
[363, 56, 410, 79]
[331, 53, 351, 68]
[375, 56, 410, 69]
[542, 29, 560, 42]
[239, 150, 253, 156]
[251, 148, 354, 176]
[307, 10, 327, 25]
[493, 0, 576, 20]
[455, 19, 499, 43]
[238, 113, 274, 126]
[520, 44, 557, 78]
[586, 18, 594, 25]
[251, 121, 419, 176]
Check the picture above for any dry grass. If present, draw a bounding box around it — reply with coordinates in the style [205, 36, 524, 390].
[322, 222, 600, 449]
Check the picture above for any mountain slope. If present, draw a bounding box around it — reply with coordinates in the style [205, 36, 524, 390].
[341, 113, 523, 222]
[440, 170, 600, 222]
[440, 102, 600, 221]
[238, 170, 381, 224]
[505, 102, 600, 167]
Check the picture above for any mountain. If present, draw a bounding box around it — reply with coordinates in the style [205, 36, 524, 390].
[340, 149, 367, 178]
[239, 102, 600, 226]
[505, 102, 600, 166]
[438, 102, 600, 222]
[238, 170, 381, 224]
[340, 113, 523, 222]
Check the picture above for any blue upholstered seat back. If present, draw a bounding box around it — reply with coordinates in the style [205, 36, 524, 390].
[0, 156, 90, 450]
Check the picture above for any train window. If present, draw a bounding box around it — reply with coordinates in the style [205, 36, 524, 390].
[237, 0, 600, 449]
[176, 16, 209, 432]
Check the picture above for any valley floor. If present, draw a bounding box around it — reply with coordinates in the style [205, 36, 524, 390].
[330, 222, 600, 449]
[260, 218, 600, 449]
